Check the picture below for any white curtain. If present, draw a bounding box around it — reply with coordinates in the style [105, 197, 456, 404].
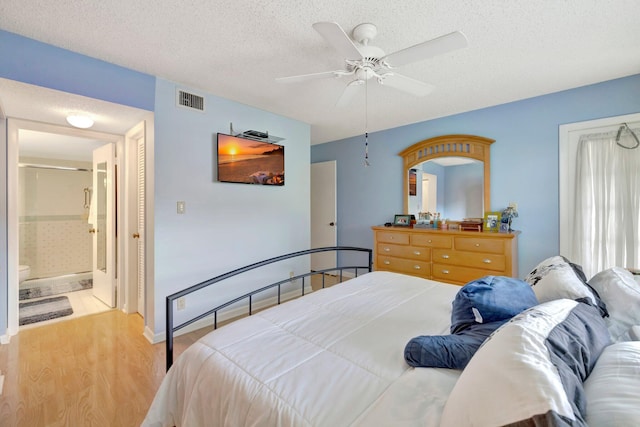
[572, 129, 640, 279]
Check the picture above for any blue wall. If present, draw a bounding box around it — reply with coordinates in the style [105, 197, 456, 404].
[312, 74, 640, 277]
[152, 78, 310, 339]
[0, 29, 156, 338]
[0, 29, 310, 340]
[0, 30, 155, 110]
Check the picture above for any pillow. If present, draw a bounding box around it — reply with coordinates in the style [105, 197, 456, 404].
[440, 299, 611, 427]
[525, 255, 608, 317]
[584, 342, 640, 426]
[404, 276, 538, 369]
[450, 276, 539, 334]
[588, 267, 640, 341]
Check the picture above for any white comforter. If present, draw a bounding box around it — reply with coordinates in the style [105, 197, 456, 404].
[143, 271, 461, 427]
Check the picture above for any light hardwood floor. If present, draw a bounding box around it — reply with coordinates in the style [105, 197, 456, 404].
[0, 274, 347, 426]
[0, 310, 213, 427]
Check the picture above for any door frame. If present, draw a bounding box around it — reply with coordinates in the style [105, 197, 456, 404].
[7, 118, 122, 335]
[310, 160, 337, 272]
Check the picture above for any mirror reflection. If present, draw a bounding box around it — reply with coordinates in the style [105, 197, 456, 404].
[400, 134, 494, 221]
[408, 157, 484, 220]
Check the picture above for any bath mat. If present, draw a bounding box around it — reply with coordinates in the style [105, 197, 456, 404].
[19, 296, 73, 325]
[19, 278, 92, 301]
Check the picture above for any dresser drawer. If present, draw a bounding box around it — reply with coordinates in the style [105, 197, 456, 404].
[377, 243, 430, 261]
[376, 231, 410, 245]
[432, 263, 496, 284]
[411, 234, 452, 248]
[432, 249, 506, 272]
[378, 256, 431, 276]
[454, 237, 504, 254]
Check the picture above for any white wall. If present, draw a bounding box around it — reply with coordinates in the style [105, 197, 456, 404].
[150, 78, 311, 338]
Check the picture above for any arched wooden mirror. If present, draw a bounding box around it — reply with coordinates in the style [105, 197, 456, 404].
[399, 134, 494, 219]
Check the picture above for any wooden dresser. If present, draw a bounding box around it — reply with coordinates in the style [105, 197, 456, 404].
[372, 226, 520, 285]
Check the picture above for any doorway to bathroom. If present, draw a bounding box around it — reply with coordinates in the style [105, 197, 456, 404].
[7, 117, 149, 333]
[17, 131, 114, 328]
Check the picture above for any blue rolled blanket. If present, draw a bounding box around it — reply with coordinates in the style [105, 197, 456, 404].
[404, 276, 539, 369]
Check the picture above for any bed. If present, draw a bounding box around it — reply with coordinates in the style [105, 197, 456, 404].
[143, 249, 640, 427]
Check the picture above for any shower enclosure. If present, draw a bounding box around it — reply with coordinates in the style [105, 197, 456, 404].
[18, 160, 93, 282]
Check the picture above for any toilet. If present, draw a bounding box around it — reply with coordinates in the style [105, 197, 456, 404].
[19, 265, 31, 283]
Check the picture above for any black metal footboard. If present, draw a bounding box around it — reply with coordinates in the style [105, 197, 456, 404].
[165, 246, 373, 370]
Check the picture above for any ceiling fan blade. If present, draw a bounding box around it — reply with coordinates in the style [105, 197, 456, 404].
[380, 73, 435, 97]
[336, 80, 364, 108]
[276, 70, 347, 84]
[313, 22, 363, 60]
[382, 31, 468, 67]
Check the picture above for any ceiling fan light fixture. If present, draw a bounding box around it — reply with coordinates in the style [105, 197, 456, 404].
[66, 114, 94, 129]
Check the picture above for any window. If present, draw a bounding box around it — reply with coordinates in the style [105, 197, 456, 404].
[560, 114, 640, 278]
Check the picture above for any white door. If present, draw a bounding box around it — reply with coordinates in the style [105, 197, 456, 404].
[136, 135, 146, 316]
[92, 143, 116, 307]
[311, 161, 337, 271]
[123, 121, 147, 316]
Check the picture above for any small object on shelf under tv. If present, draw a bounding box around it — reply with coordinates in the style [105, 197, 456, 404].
[216, 133, 284, 186]
[242, 130, 269, 140]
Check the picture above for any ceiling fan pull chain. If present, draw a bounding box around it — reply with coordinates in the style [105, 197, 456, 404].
[365, 132, 370, 166]
[364, 79, 370, 166]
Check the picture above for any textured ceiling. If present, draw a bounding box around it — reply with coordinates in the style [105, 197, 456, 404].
[1, 0, 639, 145]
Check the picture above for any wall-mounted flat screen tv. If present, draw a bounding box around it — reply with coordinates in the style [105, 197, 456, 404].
[216, 133, 284, 186]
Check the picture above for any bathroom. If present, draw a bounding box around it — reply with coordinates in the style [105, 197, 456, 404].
[17, 130, 111, 328]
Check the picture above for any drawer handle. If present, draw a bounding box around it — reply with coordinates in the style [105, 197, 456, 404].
[441, 254, 450, 259]
[475, 243, 480, 247]
[414, 250, 421, 255]
[483, 259, 492, 264]
[384, 260, 390, 265]
[428, 239, 432, 243]
[390, 236, 394, 240]
[442, 269, 450, 274]
[414, 265, 421, 270]
[384, 247, 390, 252]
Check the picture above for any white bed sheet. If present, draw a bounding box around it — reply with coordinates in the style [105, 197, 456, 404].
[143, 271, 461, 427]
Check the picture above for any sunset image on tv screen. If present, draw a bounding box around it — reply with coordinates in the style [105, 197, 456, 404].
[217, 134, 284, 185]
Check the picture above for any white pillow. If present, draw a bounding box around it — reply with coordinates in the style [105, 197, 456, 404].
[589, 267, 640, 341]
[440, 299, 610, 427]
[525, 256, 607, 316]
[584, 342, 640, 426]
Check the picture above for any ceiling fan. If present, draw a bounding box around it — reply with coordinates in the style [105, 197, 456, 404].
[276, 22, 468, 107]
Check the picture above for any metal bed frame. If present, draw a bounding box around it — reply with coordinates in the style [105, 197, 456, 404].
[165, 246, 373, 370]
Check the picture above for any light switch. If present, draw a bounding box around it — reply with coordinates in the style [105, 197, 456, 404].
[177, 201, 185, 214]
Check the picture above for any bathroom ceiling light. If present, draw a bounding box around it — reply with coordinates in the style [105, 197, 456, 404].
[66, 114, 94, 129]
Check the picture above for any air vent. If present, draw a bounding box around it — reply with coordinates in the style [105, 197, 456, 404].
[176, 89, 205, 112]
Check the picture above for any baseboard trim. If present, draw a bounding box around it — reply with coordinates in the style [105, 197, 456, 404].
[146, 285, 313, 344]
[0, 334, 10, 345]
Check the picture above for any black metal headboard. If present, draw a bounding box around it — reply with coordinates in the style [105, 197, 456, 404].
[165, 246, 373, 370]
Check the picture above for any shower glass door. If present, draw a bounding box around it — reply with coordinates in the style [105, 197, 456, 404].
[92, 143, 115, 307]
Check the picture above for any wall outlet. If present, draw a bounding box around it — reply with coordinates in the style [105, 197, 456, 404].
[177, 297, 186, 310]
[177, 201, 186, 214]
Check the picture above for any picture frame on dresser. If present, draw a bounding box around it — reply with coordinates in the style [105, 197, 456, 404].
[393, 214, 412, 226]
[484, 211, 502, 232]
